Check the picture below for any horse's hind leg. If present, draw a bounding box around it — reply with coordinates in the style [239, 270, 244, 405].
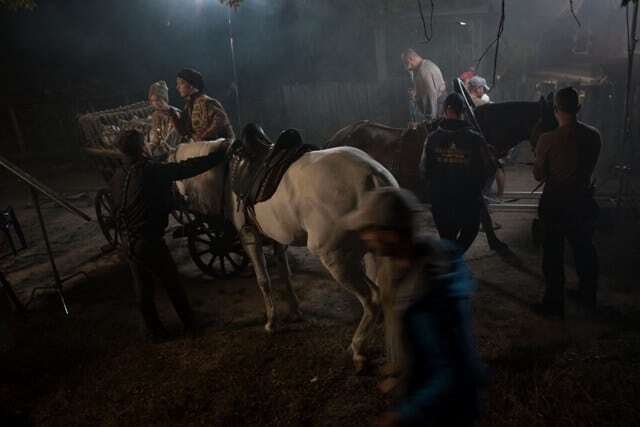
[273, 244, 302, 322]
[238, 225, 276, 332]
[319, 248, 377, 371]
[363, 252, 380, 305]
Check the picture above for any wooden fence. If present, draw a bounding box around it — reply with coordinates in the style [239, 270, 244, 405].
[240, 80, 410, 146]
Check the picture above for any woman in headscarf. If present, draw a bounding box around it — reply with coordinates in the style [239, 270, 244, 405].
[147, 80, 178, 156]
[165, 68, 235, 142]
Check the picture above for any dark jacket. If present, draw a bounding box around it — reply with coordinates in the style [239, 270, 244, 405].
[420, 119, 496, 205]
[395, 237, 486, 426]
[110, 151, 226, 241]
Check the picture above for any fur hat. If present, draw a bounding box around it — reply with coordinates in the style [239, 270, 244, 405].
[148, 80, 169, 102]
[177, 68, 205, 92]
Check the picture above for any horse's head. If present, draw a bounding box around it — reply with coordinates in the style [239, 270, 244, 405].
[529, 92, 558, 150]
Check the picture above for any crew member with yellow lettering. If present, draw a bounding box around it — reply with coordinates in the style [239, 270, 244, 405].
[420, 93, 497, 253]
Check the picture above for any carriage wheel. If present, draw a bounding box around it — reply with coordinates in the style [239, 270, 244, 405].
[95, 188, 119, 247]
[187, 218, 249, 279]
[170, 208, 191, 227]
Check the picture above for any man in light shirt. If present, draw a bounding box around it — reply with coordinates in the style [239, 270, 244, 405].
[402, 48, 447, 121]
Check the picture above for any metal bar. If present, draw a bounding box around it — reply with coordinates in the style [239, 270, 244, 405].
[29, 189, 69, 315]
[0, 154, 91, 222]
[487, 203, 538, 212]
[8, 105, 27, 153]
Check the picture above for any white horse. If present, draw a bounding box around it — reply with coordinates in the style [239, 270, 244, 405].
[174, 139, 399, 368]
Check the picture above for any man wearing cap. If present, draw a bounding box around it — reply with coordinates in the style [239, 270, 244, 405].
[163, 68, 235, 142]
[467, 76, 491, 107]
[533, 87, 601, 318]
[339, 187, 485, 427]
[420, 93, 496, 253]
[111, 129, 228, 341]
[402, 49, 447, 121]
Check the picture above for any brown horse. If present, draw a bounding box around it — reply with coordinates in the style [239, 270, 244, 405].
[325, 96, 557, 192]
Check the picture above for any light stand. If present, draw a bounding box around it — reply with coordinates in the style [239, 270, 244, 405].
[227, 6, 241, 128]
[614, 0, 639, 217]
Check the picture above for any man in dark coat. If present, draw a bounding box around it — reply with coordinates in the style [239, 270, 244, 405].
[158, 68, 235, 142]
[533, 87, 601, 318]
[420, 93, 496, 253]
[111, 129, 227, 340]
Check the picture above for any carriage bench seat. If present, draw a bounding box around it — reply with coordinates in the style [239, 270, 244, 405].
[229, 125, 313, 208]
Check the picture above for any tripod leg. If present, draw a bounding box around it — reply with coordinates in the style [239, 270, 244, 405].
[0, 271, 26, 318]
[8, 207, 26, 249]
[3, 230, 16, 256]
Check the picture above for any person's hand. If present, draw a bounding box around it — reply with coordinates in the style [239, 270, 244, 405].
[374, 411, 401, 427]
[407, 88, 417, 101]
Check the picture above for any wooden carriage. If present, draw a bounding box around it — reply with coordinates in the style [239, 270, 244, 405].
[78, 102, 248, 278]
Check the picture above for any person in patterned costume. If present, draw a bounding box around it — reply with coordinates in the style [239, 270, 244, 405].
[147, 80, 178, 156]
[164, 68, 235, 142]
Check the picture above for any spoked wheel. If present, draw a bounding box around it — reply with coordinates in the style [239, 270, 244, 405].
[187, 218, 249, 279]
[95, 188, 119, 247]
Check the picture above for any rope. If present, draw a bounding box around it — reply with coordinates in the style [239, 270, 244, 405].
[475, 0, 505, 90]
[416, 0, 434, 44]
[569, 0, 582, 27]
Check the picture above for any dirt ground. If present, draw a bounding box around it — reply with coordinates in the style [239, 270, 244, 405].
[1, 160, 640, 426]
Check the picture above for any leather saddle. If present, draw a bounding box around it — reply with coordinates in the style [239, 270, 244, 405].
[229, 124, 313, 208]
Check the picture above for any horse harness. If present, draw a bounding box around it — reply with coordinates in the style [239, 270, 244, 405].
[228, 128, 313, 235]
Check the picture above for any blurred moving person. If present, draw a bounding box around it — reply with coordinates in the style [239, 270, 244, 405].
[340, 188, 485, 427]
[533, 87, 601, 318]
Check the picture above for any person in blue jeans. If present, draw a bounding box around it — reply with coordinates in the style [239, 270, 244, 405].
[341, 187, 486, 426]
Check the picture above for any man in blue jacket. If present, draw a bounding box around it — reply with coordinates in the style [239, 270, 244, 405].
[341, 187, 486, 426]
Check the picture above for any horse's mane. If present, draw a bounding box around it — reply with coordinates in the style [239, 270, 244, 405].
[351, 120, 403, 132]
[475, 101, 539, 117]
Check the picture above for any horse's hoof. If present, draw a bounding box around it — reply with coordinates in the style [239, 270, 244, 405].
[350, 345, 367, 374]
[371, 290, 381, 306]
